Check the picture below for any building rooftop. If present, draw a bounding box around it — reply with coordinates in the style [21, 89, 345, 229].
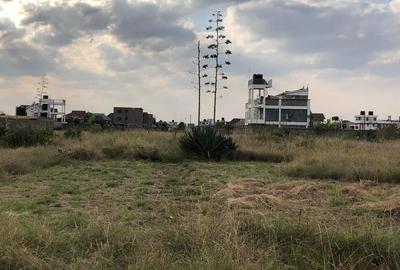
[311, 113, 325, 122]
[66, 110, 87, 118]
[248, 74, 272, 86]
[277, 87, 309, 97]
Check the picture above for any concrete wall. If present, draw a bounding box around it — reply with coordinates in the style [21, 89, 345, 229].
[0, 117, 54, 131]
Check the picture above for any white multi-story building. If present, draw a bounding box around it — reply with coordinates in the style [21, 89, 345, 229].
[245, 74, 311, 128]
[353, 111, 378, 130]
[26, 95, 66, 123]
[352, 111, 400, 130]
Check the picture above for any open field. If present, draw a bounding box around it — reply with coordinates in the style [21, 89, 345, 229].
[1, 131, 400, 269]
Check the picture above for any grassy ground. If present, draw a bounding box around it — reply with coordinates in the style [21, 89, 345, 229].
[1, 131, 400, 269]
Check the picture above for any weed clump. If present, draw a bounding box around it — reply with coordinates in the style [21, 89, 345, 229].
[68, 148, 97, 161]
[102, 144, 125, 159]
[234, 150, 289, 163]
[179, 127, 238, 161]
[64, 128, 82, 140]
[1, 128, 52, 148]
[132, 146, 161, 161]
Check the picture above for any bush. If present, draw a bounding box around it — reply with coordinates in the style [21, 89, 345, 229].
[64, 128, 82, 139]
[234, 150, 289, 163]
[378, 126, 400, 140]
[132, 146, 161, 161]
[179, 127, 238, 161]
[68, 148, 96, 161]
[1, 128, 52, 148]
[102, 145, 125, 159]
[355, 130, 382, 142]
[0, 126, 6, 137]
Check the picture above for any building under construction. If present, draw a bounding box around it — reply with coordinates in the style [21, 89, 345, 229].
[16, 75, 66, 123]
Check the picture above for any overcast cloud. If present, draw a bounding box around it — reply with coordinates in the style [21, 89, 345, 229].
[0, 0, 399, 121]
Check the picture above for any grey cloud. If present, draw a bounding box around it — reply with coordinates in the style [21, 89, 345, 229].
[110, 0, 195, 50]
[22, 2, 110, 46]
[191, 0, 252, 9]
[0, 42, 58, 76]
[0, 18, 25, 43]
[21, 0, 196, 51]
[0, 19, 57, 76]
[233, 0, 400, 70]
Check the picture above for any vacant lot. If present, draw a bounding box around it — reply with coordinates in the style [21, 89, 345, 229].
[1, 131, 400, 269]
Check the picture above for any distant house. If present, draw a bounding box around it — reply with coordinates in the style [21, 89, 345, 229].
[229, 118, 245, 128]
[143, 112, 156, 129]
[348, 111, 400, 130]
[168, 120, 178, 130]
[16, 105, 29, 116]
[341, 120, 356, 130]
[377, 116, 400, 129]
[90, 113, 112, 126]
[65, 110, 89, 124]
[311, 113, 325, 127]
[112, 107, 143, 128]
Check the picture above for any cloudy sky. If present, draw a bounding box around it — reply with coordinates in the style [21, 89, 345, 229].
[1, 0, 400, 122]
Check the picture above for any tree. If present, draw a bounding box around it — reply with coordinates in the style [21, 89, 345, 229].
[204, 10, 232, 125]
[319, 119, 336, 130]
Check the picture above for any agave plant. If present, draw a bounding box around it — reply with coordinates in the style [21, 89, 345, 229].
[179, 126, 238, 161]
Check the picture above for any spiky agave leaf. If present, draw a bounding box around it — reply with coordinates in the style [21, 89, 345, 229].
[179, 126, 238, 161]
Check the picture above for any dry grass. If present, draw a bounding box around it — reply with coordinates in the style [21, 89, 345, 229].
[1, 130, 400, 183]
[281, 137, 400, 182]
[233, 131, 400, 182]
[1, 206, 400, 269]
[1, 133, 400, 269]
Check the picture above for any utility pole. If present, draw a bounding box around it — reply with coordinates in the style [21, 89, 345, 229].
[197, 40, 201, 126]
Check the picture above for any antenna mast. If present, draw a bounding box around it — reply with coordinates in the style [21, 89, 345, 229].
[197, 41, 201, 126]
[36, 74, 48, 101]
[35, 74, 48, 115]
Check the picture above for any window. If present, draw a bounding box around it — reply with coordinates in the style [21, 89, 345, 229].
[281, 109, 308, 122]
[281, 99, 308, 106]
[116, 109, 122, 114]
[265, 109, 279, 121]
[117, 117, 122, 121]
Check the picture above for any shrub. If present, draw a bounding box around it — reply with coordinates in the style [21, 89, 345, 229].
[355, 130, 382, 142]
[132, 146, 161, 161]
[102, 145, 125, 159]
[378, 126, 400, 140]
[64, 128, 82, 139]
[1, 128, 52, 148]
[0, 125, 6, 138]
[234, 150, 288, 163]
[68, 148, 96, 161]
[179, 127, 238, 161]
